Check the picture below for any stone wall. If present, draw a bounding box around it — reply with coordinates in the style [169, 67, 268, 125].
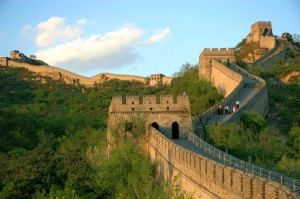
[247, 21, 272, 43]
[221, 63, 269, 124]
[4, 59, 148, 86]
[198, 48, 242, 97]
[253, 39, 287, 68]
[210, 59, 243, 97]
[0, 57, 8, 66]
[260, 36, 276, 49]
[107, 95, 193, 154]
[199, 48, 235, 82]
[148, 126, 299, 199]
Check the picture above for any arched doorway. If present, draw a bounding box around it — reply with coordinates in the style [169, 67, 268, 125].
[172, 122, 179, 139]
[151, 122, 159, 130]
[262, 27, 269, 36]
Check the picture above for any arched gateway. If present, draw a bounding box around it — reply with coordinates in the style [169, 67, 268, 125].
[171, 122, 179, 139]
[107, 95, 192, 154]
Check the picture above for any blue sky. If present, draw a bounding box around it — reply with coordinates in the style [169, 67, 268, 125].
[0, 0, 299, 77]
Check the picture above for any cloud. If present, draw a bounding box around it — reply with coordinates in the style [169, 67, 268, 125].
[29, 17, 170, 75]
[35, 25, 144, 73]
[34, 16, 82, 47]
[20, 24, 33, 37]
[144, 27, 171, 45]
[77, 18, 87, 25]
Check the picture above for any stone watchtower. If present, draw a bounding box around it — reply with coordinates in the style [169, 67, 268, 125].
[150, 74, 165, 86]
[150, 74, 173, 86]
[198, 48, 235, 82]
[107, 95, 193, 154]
[10, 50, 25, 60]
[246, 21, 272, 43]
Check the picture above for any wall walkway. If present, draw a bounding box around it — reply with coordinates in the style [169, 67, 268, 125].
[148, 59, 299, 198]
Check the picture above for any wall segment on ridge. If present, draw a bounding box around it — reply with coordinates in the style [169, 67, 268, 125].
[198, 48, 242, 97]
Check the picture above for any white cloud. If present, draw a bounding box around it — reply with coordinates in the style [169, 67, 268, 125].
[21, 24, 33, 37]
[35, 25, 144, 73]
[29, 17, 170, 75]
[144, 27, 171, 45]
[34, 16, 82, 47]
[77, 18, 87, 25]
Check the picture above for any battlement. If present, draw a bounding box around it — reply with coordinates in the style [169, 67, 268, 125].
[109, 95, 190, 113]
[202, 48, 235, 55]
[251, 21, 271, 29]
[151, 74, 165, 76]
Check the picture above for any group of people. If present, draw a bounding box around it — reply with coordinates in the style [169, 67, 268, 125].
[217, 101, 240, 115]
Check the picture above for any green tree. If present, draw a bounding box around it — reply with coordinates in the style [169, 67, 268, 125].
[209, 123, 242, 154]
[240, 111, 267, 133]
[289, 125, 300, 159]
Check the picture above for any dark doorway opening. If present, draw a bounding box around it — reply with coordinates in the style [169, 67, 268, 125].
[151, 122, 159, 130]
[172, 122, 179, 139]
[262, 28, 269, 36]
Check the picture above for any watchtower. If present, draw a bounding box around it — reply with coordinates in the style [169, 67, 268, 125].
[198, 48, 235, 81]
[10, 50, 25, 60]
[107, 95, 193, 154]
[150, 74, 165, 86]
[246, 21, 272, 43]
[150, 74, 173, 86]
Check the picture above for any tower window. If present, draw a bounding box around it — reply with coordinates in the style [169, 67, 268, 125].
[150, 108, 153, 111]
[132, 108, 135, 111]
[167, 107, 169, 111]
[132, 102, 134, 104]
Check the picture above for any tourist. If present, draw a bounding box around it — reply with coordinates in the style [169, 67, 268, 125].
[232, 105, 236, 112]
[225, 106, 229, 114]
[217, 104, 221, 114]
[236, 101, 240, 109]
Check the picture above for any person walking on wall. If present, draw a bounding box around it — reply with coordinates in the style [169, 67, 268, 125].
[236, 101, 240, 109]
[224, 106, 229, 114]
[232, 105, 236, 113]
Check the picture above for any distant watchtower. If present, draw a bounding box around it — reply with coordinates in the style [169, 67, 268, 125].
[150, 74, 164, 86]
[10, 50, 25, 60]
[198, 48, 235, 82]
[246, 21, 272, 43]
[150, 74, 173, 86]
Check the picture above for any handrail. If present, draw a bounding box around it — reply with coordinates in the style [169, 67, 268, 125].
[177, 129, 300, 193]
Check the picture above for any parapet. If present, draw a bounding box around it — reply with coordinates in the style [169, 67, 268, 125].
[200, 48, 235, 56]
[109, 95, 191, 113]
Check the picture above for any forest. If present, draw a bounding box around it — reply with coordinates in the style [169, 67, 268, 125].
[0, 64, 221, 198]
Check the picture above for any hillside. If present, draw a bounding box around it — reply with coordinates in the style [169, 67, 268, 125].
[0, 64, 221, 198]
[236, 40, 269, 63]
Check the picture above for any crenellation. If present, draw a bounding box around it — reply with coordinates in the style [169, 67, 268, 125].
[161, 95, 174, 104]
[143, 95, 157, 105]
[126, 96, 140, 105]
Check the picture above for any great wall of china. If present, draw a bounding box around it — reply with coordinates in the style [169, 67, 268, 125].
[107, 21, 299, 198]
[1, 21, 298, 198]
[0, 50, 172, 86]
